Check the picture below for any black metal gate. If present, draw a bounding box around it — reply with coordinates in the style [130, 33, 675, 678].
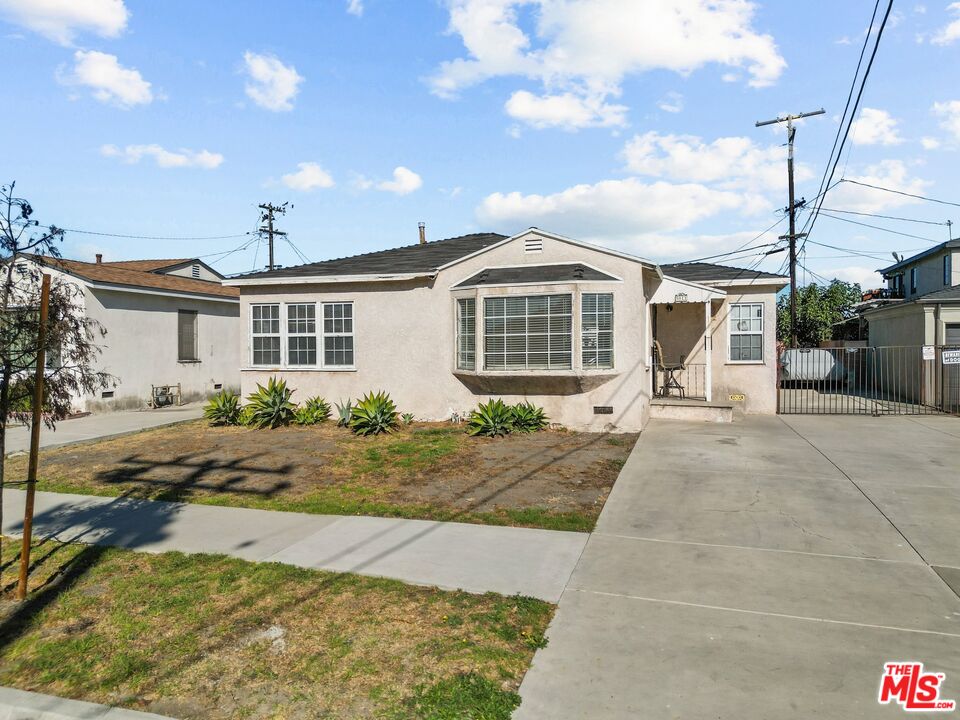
[778, 345, 960, 415]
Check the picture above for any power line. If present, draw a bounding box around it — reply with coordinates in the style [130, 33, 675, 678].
[817, 207, 951, 226]
[816, 211, 939, 243]
[800, 0, 894, 254]
[48, 226, 250, 241]
[836, 179, 960, 210]
[672, 216, 786, 264]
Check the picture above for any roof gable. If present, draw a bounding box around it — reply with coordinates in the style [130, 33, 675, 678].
[453, 263, 619, 288]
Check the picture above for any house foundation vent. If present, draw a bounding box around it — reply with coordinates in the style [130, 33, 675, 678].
[593, 406, 613, 415]
[524, 238, 543, 254]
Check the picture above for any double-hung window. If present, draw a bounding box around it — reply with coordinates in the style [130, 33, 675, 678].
[251, 304, 281, 365]
[729, 303, 763, 362]
[581, 293, 613, 369]
[178, 310, 199, 362]
[456, 298, 476, 370]
[484, 294, 572, 370]
[287, 304, 317, 366]
[322, 302, 354, 367]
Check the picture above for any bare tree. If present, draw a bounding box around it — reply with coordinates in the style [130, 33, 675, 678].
[0, 181, 111, 580]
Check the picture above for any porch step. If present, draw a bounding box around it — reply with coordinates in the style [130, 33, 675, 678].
[650, 398, 734, 423]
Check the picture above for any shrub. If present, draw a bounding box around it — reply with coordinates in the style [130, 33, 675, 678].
[295, 396, 331, 426]
[467, 398, 514, 437]
[203, 390, 241, 426]
[349, 391, 399, 436]
[245, 377, 296, 429]
[335, 399, 354, 427]
[401, 412, 415, 425]
[511, 401, 548, 433]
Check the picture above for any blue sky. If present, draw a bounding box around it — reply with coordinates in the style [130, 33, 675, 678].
[2, 0, 959, 287]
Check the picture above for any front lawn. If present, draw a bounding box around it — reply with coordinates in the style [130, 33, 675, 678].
[0, 539, 553, 719]
[13, 421, 636, 532]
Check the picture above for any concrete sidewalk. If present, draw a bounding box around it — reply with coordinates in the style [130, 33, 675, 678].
[515, 416, 960, 719]
[4, 404, 204, 455]
[0, 686, 171, 720]
[1, 489, 587, 602]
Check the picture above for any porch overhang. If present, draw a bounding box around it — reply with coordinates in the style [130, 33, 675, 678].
[649, 274, 726, 305]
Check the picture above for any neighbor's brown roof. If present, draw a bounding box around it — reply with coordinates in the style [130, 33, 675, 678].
[35, 256, 239, 299]
[99, 258, 193, 272]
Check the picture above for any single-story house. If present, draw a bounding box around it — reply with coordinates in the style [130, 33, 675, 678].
[20, 254, 241, 411]
[226, 229, 787, 431]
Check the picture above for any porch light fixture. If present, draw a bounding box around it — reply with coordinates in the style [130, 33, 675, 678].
[674, 292, 688, 303]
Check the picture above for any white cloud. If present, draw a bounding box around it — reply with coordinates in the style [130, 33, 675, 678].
[656, 91, 684, 113]
[621, 131, 811, 192]
[377, 166, 422, 195]
[849, 107, 903, 146]
[430, 0, 785, 130]
[281, 162, 334, 191]
[504, 90, 626, 129]
[477, 178, 764, 243]
[0, 0, 127, 45]
[932, 2, 960, 44]
[820, 265, 882, 289]
[100, 144, 223, 169]
[921, 136, 941, 150]
[932, 100, 960, 141]
[346, 0, 363, 16]
[242, 51, 303, 112]
[826, 160, 930, 213]
[59, 50, 152, 107]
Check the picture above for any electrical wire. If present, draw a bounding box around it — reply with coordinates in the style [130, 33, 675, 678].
[816, 211, 939, 243]
[47, 226, 251, 241]
[836, 179, 960, 210]
[671, 216, 786, 264]
[817, 208, 951, 226]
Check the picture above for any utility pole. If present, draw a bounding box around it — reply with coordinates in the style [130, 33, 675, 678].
[756, 108, 825, 347]
[258, 202, 291, 271]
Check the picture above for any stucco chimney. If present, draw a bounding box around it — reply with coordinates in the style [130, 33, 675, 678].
[418, 222, 426, 245]
[95, 254, 102, 264]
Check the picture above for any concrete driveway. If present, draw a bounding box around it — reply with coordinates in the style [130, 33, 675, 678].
[516, 415, 960, 719]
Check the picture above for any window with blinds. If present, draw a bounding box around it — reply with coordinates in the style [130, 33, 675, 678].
[581, 293, 613, 368]
[456, 298, 476, 370]
[484, 294, 572, 370]
[177, 310, 198, 362]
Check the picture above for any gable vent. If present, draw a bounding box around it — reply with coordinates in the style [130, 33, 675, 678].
[524, 238, 543, 254]
[191, 264, 200, 278]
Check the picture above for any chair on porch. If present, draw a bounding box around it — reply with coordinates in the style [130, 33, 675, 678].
[653, 340, 685, 399]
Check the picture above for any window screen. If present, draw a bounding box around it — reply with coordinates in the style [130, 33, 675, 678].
[456, 298, 476, 370]
[729, 303, 763, 362]
[322, 302, 354, 366]
[177, 310, 198, 361]
[251, 304, 281, 365]
[484, 294, 572, 370]
[287, 303, 317, 366]
[582, 293, 613, 369]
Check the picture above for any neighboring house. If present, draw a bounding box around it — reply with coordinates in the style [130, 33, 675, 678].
[227, 229, 786, 431]
[19, 254, 240, 411]
[864, 239, 960, 348]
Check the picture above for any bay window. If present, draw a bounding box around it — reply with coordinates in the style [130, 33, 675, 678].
[581, 293, 613, 369]
[456, 298, 476, 370]
[483, 294, 572, 370]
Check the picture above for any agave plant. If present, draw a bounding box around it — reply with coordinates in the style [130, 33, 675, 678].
[401, 412, 415, 425]
[348, 391, 399, 436]
[295, 396, 331, 426]
[467, 398, 514, 437]
[245, 377, 296, 429]
[511, 401, 549, 433]
[203, 390, 241, 426]
[335, 399, 354, 427]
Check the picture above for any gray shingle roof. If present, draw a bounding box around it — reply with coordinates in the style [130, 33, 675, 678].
[237, 233, 507, 279]
[661, 262, 788, 284]
[916, 284, 960, 303]
[879, 239, 959, 275]
[453, 263, 617, 288]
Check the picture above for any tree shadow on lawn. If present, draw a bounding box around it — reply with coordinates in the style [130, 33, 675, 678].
[94, 449, 294, 503]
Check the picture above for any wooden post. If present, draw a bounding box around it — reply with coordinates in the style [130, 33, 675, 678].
[17, 273, 50, 601]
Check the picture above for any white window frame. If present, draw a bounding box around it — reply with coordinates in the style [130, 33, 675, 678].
[728, 302, 764, 364]
[250, 303, 281, 367]
[321, 301, 355, 369]
[456, 297, 476, 371]
[581, 293, 614, 370]
[483, 293, 573, 371]
[286, 303, 318, 367]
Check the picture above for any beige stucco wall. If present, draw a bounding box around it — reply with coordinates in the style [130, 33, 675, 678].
[866, 303, 933, 347]
[83, 287, 240, 410]
[238, 231, 653, 431]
